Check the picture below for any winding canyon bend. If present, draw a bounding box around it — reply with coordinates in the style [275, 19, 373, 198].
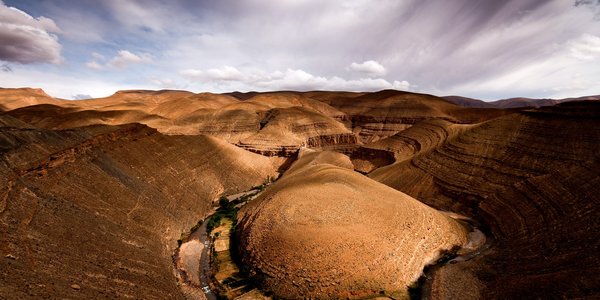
[1, 88, 599, 299]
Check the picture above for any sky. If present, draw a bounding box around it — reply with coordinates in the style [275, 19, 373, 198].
[0, 0, 599, 100]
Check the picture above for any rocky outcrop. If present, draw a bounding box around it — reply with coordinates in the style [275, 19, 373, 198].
[305, 132, 357, 148]
[346, 147, 396, 174]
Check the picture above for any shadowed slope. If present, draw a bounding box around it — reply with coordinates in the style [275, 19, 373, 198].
[0, 117, 284, 299]
[237, 150, 468, 299]
[445, 94, 600, 108]
[369, 102, 600, 299]
[443, 96, 495, 108]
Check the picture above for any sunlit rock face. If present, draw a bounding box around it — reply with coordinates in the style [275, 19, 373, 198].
[237, 150, 468, 299]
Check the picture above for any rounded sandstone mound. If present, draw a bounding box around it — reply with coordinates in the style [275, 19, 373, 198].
[236, 151, 468, 299]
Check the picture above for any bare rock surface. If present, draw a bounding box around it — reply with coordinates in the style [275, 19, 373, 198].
[0, 114, 283, 299]
[237, 150, 468, 299]
[370, 102, 600, 298]
[2, 89, 599, 299]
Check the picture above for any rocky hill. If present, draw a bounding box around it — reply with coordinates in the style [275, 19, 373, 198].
[370, 101, 600, 298]
[0, 112, 283, 299]
[237, 149, 468, 299]
[1, 88, 598, 299]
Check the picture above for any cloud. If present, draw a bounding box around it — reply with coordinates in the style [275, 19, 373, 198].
[103, 0, 172, 33]
[569, 34, 600, 60]
[181, 65, 245, 81]
[181, 66, 409, 92]
[1, 63, 11, 72]
[92, 52, 105, 60]
[149, 78, 186, 89]
[85, 60, 103, 70]
[107, 50, 151, 68]
[0, 1, 61, 64]
[3, 0, 600, 99]
[85, 50, 151, 70]
[72, 94, 92, 100]
[349, 60, 387, 76]
[575, 0, 600, 18]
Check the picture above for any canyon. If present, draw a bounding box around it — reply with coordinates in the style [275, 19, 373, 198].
[0, 87, 598, 299]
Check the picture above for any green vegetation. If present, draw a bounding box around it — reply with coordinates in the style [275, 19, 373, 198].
[206, 178, 282, 298]
[206, 196, 238, 233]
[250, 183, 266, 192]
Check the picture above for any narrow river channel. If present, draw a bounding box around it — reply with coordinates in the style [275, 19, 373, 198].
[174, 187, 266, 300]
[173, 185, 490, 300]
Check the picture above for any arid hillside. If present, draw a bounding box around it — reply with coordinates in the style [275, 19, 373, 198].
[5, 89, 506, 156]
[0, 112, 283, 299]
[1, 88, 599, 299]
[237, 149, 468, 298]
[370, 101, 600, 298]
[0, 88, 63, 111]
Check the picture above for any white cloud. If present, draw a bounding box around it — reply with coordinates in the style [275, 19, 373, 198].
[181, 66, 409, 92]
[149, 78, 186, 90]
[569, 33, 600, 60]
[104, 0, 172, 33]
[85, 60, 103, 70]
[83, 50, 152, 70]
[349, 60, 387, 76]
[0, 1, 62, 64]
[1, 67, 136, 99]
[107, 50, 151, 68]
[181, 65, 245, 81]
[150, 78, 173, 86]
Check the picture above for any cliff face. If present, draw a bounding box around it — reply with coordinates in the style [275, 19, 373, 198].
[237, 150, 468, 299]
[0, 114, 283, 299]
[369, 102, 600, 298]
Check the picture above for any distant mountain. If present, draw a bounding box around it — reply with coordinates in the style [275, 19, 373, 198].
[442, 96, 495, 108]
[490, 97, 560, 108]
[444, 94, 600, 108]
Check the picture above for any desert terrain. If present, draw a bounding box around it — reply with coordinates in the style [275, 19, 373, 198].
[1, 87, 598, 299]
